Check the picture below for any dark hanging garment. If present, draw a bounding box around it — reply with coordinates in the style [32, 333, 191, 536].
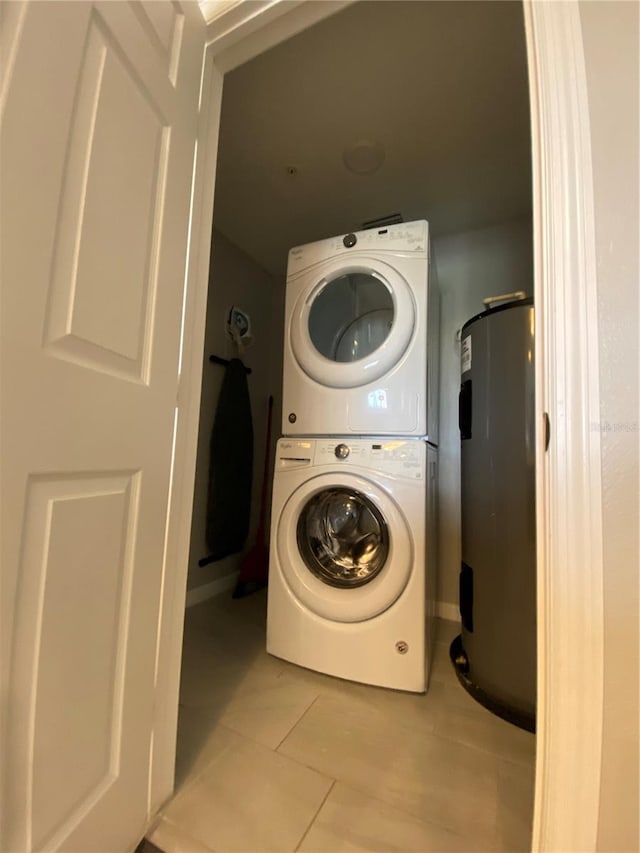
[205, 358, 253, 561]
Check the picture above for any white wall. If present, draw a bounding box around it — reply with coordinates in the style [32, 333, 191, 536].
[579, 3, 639, 849]
[187, 230, 282, 591]
[433, 219, 533, 608]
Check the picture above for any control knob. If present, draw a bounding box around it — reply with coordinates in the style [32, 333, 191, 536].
[334, 443, 350, 459]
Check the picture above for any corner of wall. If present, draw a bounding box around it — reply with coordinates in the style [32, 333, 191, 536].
[433, 219, 534, 609]
[186, 230, 282, 594]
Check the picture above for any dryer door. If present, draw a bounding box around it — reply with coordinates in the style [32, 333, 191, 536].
[289, 260, 415, 389]
[276, 472, 413, 622]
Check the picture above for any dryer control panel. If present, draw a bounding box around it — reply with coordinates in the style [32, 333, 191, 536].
[287, 220, 429, 276]
[277, 438, 426, 479]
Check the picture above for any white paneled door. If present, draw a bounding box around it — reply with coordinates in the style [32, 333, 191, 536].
[0, 2, 205, 851]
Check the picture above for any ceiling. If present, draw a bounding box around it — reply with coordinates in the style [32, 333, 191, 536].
[212, 0, 532, 277]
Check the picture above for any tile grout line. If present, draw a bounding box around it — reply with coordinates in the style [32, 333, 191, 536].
[416, 711, 536, 771]
[304, 776, 503, 853]
[166, 719, 238, 807]
[293, 778, 336, 853]
[277, 676, 533, 774]
[267, 689, 532, 848]
[178, 604, 530, 849]
[271, 691, 320, 752]
[274, 693, 321, 753]
[281, 666, 534, 773]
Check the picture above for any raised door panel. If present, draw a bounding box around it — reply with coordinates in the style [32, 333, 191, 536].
[133, 0, 184, 86]
[12, 474, 139, 851]
[45, 9, 171, 382]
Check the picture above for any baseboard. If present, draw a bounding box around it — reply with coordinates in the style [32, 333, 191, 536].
[185, 571, 239, 608]
[436, 601, 459, 623]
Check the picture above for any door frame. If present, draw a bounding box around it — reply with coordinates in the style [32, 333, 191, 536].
[524, 3, 603, 850]
[153, 2, 605, 850]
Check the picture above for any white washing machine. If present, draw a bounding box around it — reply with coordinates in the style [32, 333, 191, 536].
[267, 437, 438, 692]
[282, 220, 439, 440]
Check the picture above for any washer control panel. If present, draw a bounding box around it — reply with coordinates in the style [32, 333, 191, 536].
[277, 438, 426, 478]
[313, 439, 425, 479]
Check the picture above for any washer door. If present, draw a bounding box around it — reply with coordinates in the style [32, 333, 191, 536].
[290, 260, 415, 389]
[276, 472, 413, 623]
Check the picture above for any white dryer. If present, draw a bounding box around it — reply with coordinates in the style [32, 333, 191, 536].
[282, 220, 439, 440]
[267, 437, 438, 692]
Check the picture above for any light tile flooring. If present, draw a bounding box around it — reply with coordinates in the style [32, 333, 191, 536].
[147, 591, 535, 853]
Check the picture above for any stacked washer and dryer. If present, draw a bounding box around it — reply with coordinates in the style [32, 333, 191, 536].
[266, 220, 439, 692]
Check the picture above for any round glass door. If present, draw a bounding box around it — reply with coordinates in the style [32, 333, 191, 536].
[290, 261, 415, 389]
[297, 487, 389, 588]
[308, 272, 394, 363]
